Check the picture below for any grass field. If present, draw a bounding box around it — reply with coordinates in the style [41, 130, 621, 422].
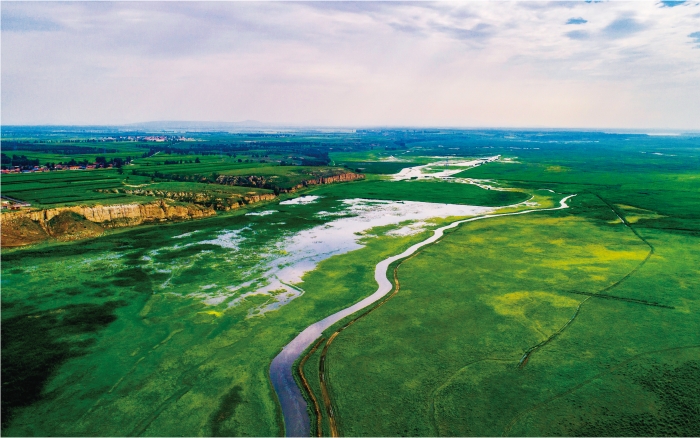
[1, 167, 536, 435]
[337, 161, 421, 174]
[2, 129, 699, 436]
[298, 139, 700, 436]
[1, 194, 459, 436]
[310, 179, 529, 206]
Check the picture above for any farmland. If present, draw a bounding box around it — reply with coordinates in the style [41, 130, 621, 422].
[1, 127, 699, 436]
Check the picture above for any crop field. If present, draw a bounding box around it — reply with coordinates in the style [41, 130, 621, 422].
[1, 128, 699, 437]
[1, 141, 148, 165]
[1, 170, 149, 206]
[116, 181, 272, 196]
[1, 161, 335, 208]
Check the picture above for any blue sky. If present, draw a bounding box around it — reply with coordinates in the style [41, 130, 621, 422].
[2, 1, 699, 129]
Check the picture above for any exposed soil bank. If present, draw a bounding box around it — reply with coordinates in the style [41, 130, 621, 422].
[216, 171, 364, 192]
[0, 200, 214, 247]
[0, 172, 364, 248]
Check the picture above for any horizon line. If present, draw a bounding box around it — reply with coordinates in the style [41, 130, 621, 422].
[2, 122, 699, 134]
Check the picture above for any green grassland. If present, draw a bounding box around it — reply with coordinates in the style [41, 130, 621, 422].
[2, 129, 699, 437]
[307, 194, 699, 436]
[338, 161, 420, 174]
[299, 138, 700, 436]
[0, 200, 452, 436]
[311, 179, 529, 206]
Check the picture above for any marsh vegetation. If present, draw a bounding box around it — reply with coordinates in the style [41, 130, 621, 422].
[1, 128, 698, 436]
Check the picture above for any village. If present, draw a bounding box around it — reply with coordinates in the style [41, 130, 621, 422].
[1, 155, 132, 174]
[1, 162, 122, 174]
[1, 196, 31, 210]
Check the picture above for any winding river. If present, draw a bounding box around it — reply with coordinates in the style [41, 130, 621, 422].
[270, 194, 576, 437]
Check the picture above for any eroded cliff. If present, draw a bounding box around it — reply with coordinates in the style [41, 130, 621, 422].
[1, 200, 215, 248]
[215, 171, 364, 192]
[98, 189, 277, 211]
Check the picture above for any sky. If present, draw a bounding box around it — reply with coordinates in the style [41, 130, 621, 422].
[2, 1, 700, 129]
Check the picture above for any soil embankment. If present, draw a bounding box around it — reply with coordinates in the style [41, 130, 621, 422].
[1, 200, 214, 248]
[1, 171, 365, 248]
[99, 189, 277, 211]
[215, 171, 364, 193]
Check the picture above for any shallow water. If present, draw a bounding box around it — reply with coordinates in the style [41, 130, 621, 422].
[138, 196, 497, 317]
[391, 155, 500, 181]
[238, 199, 497, 316]
[271, 194, 576, 437]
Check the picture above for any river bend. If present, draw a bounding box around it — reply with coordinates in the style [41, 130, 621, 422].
[270, 194, 576, 436]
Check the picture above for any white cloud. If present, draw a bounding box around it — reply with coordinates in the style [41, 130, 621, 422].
[1, 1, 699, 129]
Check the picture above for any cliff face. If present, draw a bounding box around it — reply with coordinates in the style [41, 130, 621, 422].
[11, 200, 215, 227]
[299, 172, 365, 187]
[215, 171, 364, 192]
[98, 189, 277, 211]
[1, 200, 215, 248]
[1, 171, 365, 248]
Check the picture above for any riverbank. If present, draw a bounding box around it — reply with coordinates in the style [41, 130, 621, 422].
[272, 194, 576, 436]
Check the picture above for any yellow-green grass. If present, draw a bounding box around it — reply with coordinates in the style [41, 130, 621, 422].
[310, 194, 699, 436]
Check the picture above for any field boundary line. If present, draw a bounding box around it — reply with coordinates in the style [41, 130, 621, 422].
[517, 192, 657, 367]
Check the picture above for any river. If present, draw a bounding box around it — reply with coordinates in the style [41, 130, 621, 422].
[270, 194, 576, 436]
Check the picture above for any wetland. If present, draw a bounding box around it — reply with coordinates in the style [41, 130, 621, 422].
[2, 128, 699, 436]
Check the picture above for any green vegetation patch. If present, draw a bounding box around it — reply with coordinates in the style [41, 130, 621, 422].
[0, 195, 439, 436]
[338, 161, 419, 174]
[311, 195, 699, 436]
[1, 300, 128, 429]
[311, 179, 529, 206]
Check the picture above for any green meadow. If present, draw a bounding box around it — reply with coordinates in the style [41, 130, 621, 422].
[311, 179, 528, 206]
[0, 198, 477, 436]
[2, 129, 699, 436]
[299, 137, 700, 436]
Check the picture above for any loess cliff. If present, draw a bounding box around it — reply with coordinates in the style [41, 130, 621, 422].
[97, 189, 277, 211]
[1, 171, 364, 248]
[215, 171, 364, 192]
[1, 200, 215, 248]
